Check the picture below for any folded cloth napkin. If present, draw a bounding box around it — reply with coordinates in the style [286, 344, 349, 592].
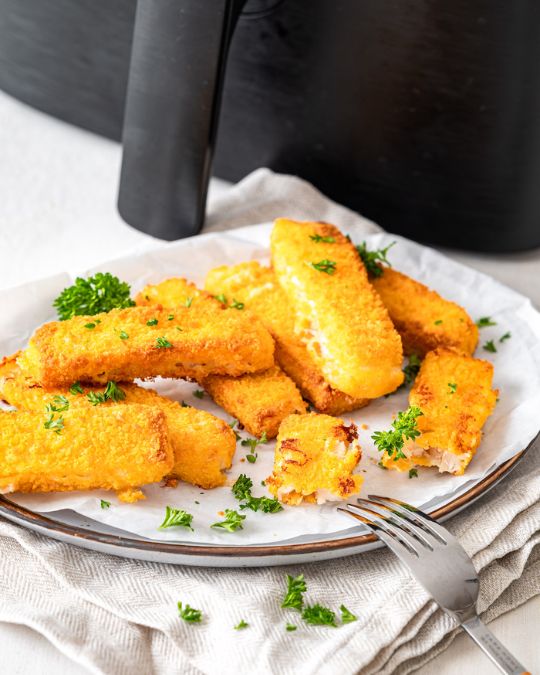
[1, 169, 539, 675]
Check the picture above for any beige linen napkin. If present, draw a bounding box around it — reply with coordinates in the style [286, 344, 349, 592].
[0, 169, 538, 675]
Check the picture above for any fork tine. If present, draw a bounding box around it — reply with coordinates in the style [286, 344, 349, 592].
[367, 494, 448, 545]
[356, 498, 435, 551]
[341, 503, 423, 558]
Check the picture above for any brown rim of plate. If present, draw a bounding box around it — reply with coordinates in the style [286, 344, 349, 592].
[0, 442, 533, 559]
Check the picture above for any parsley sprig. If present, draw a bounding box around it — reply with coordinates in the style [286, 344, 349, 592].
[87, 381, 126, 406]
[340, 605, 358, 624]
[234, 620, 249, 630]
[241, 431, 267, 463]
[476, 316, 497, 328]
[46, 395, 70, 413]
[156, 337, 172, 349]
[371, 406, 423, 460]
[177, 602, 202, 623]
[356, 241, 395, 277]
[231, 474, 283, 513]
[308, 259, 337, 275]
[310, 234, 335, 244]
[282, 574, 307, 610]
[159, 506, 194, 530]
[211, 509, 246, 533]
[302, 604, 337, 627]
[54, 272, 134, 320]
[483, 340, 497, 353]
[69, 382, 84, 395]
[44, 413, 64, 434]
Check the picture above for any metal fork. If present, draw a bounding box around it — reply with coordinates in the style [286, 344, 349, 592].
[339, 495, 530, 675]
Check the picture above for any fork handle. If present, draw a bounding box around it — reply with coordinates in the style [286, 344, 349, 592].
[461, 615, 530, 675]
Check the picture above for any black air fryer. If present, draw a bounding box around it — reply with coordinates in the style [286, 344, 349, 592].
[1, 0, 539, 250]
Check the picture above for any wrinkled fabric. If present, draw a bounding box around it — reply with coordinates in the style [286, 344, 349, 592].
[1, 169, 538, 674]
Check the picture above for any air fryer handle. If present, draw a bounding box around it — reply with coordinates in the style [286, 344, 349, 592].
[118, 0, 245, 240]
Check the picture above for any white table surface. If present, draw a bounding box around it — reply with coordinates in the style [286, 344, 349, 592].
[0, 91, 539, 675]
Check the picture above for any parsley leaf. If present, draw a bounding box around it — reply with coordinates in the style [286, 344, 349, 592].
[54, 272, 135, 320]
[44, 413, 64, 434]
[232, 474, 253, 501]
[483, 340, 497, 353]
[371, 406, 423, 460]
[234, 619, 249, 630]
[310, 234, 335, 243]
[100, 499, 111, 509]
[231, 474, 283, 514]
[69, 381, 84, 395]
[302, 604, 337, 627]
[46, 395, 70, 413]
[159, 506, 194, 530]
[356, 241, 395, 277]
[193, 389, 205, 399]
[476, 316, 497, 328]
[308, 259, 337, 275]
[282, 574, 307, 610]
[230, 299, 244, 310]
[85, 322, 97, 330]
[87, 391, 106, 406]
[499, 332, 511, 342]
[447, 382, 457, 394]
[340, 605, 358, 624]
[177, 602, 202, 623]
[211, 509, 246, 532]
[86, 381, 126, 406]
[408, 468, 418, 479]
[156, 337, 172, 349]
[146, 318, 158, 326]
[214, 293, 228, 305]
[119, 330, 129, 340]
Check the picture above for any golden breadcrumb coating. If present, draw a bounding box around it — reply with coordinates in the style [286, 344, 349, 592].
[18, 304, 274, 387]
[205, 261, 369, 415]
[270, 219, 404, 398]
[266, 413, 363, 505]
[381, 348, 497, 475]
[136, 276, 308, 436]
[201, 366, 307, 439]
[0, 354, 236, 489]
[371, 267, 478, 357]
[0, 404, 173, 497]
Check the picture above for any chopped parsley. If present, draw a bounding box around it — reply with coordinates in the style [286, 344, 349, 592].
[100, 499, 111, 509]
[356, 241, 395, 277]
[156, 337, 172, 348]
[69, 381, 84, 395]
[211, 509, 246, 532]
[44, 413, 64, 434]
[193, 390, 205, 399]
[308, 259, 337, 275]
[46, 395, 70, 413]
[54, 272, 135, 320]
[483, 340, 497, 353]
[85, 322, 97, 330]
[434, 319, 443, 326]
[408, 468, 418, 479]
[146, 318, 158, 326]
[234, 620, 249, 630]
[286, 623, 297, 632]
[340, 605, 358, 624]
[402, 354, 421, 387]
[86, 381, 126, 406]
[229, 420, 241, 442]
[177, 602, 202, 623]
[282, 574, 307, 610]
[241, 432, 267, 463]
[87, 391, 106, 406]
[230, 299, 244, 310]
[447, 382, 457, 394]
[499, 332, 511, 342]
[119, 330, 129, 340]
[371, 406, 423, 460]
[167, 314, 174, 321]
[476, 316, 497, 328]
[302, 604, 337, 627]
[184, 297, 193, 308]
[231, 474, 283, 514]
[158, 506, 194, 530]
[310, 234, 335, 244]
[214, 293, 227, 305]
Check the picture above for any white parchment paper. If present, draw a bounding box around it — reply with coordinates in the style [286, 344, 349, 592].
[3, 223, 540, 545]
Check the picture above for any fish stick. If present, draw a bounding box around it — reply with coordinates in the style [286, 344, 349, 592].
[0, 354, 236, 489]
[266, 413, 363, 505]
[381, 348, 497, 475]
[270, 218, 404, 398]
[136, 277, 308, 436]
[0, 404, 173, 498]
[201, 366, 306, 439]
[18, 304, 274, 387]
[370, 267, 478, 357]
[205, 262, 369, 415]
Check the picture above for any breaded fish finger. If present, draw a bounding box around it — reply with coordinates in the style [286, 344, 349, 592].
[0, 404, 173, 497]
[381, 348, 497, 475]
[266, 413, 363, 505]
[370, 267, 478, 357]
[270, 219, 404, 398]
[18, 305, 274, 387]
[205, 262, 368, 415]
[201, 366, 307, 439]
[136, 277, 308, 436]
[0, 354, 236, 489]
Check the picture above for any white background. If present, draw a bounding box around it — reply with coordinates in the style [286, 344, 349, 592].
[0, 90, 539, 674]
